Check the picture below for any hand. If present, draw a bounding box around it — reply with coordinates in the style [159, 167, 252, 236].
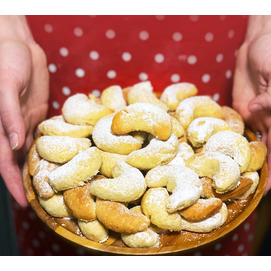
[232, 17, 271, 194]
[0, 16, 49, 207]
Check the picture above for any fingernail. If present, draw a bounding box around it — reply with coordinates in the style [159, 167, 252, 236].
[250, 104, 263, 112]
[9, 132, 18, 150]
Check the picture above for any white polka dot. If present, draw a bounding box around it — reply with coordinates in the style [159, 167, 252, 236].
[190, 15, 199, 22]
[32, 239, 40, 248]
[26, 248, 34, 255]
[75, 68, 85, 78]
[139, 30, 149, 41]
[225, 70, 232, 79]
[237, 244, 245, 253]
[44, 23, 53, 33]
[22, 221, 30, 230]
[205, 32, 214, 42]
[202, 74, 211, 83]
[52, 101, 60, 109]
[232, 233, 239, 242]
[92, 89, 101, 97]
[220, 15, 227, 20]
[156, 15, 165, 20]
[187, 55, 197, 65]
[248, 233, 254, 241]
[107, 70, 117, 79]
[244, 222, 250, 231]
[51, 243, 60, 252]
[28, 211, 36, 220]
[171, 74, 181, 83]
[215, 243, 222, 251]
[228, 30, 235, 39]
[59, 47, 69, 57]
[216, 53, 224, 63]
[48, 63, 57, 73]
[172, 32, 183, 42]
[62, 86, 71, 96]
[139, 72, 148, 81]
[89, 50, 99, 60]
[213, 93, 220, 101]
[74, 27, 84, 37]
[76, 248, 86, 255]
[105, 29, 116, 39]
[234, 49, 239, 57]
[38, 231, 46, 239]
[154, 53, 164, 63]
[122, 52, 132, 62]
[193, 251, 202, 256]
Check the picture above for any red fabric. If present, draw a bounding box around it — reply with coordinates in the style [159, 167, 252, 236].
[12, 15, 254, 255]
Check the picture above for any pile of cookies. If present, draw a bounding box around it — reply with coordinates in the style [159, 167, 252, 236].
[27, 81, 267, 248]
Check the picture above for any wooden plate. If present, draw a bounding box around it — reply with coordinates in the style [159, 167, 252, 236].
[23, 128, 268, 255]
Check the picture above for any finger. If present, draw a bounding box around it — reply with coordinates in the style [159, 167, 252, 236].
[0, 85, 26, 150]
[248, 86, 271, 112]
[0, 121, 28, 207]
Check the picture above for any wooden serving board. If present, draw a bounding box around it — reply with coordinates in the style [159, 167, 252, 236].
[22, 128, 268, 255]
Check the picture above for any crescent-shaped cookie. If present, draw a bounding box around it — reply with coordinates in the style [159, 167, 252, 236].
[176, 96, 224, 129]
[187, 117, 232, 148]
[127, 81, 168, 111]
[89, 161, 146, 202]
[125, 134, 179, 170]
[96, 198, 150, 233]
[160, 82, 198, 111]
[48, 147, 102, 192]
[246, 141, 267, 172]
[203, 130, 251, 173]
[222, 106, 245, 135]
[92, 113, 143, 155]
[111, 103, 172, 141]
[141, 187, 182, 232]
[62, 93, 113, 126]
[36, 136, 91, 163]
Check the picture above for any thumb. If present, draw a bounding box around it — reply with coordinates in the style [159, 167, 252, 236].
[248, 85, 271, 112]
[0, 83, 26, 151]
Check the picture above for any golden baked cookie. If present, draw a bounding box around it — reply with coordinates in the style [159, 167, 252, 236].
[28, 141, 41, 176]
[100, 85, 126, 111]
[33, 159, 59, 199]
[127, 81, 168, 111]
[92, 113, 143, 155]
[141, 187, 182, 232]
[222, 106, 245, 135]
[39, 194, 72, 218]
[96, 198, 150, 233]
[36, 136, 91, 163]
[48, 147, 102, 192]
[176, 95, 224, 129]
[246, 141, 267, 172]
[62, 93, 113, 126]
[78, 219, 109, 243]
[125, 134, 179, 170]
[203, 130, 251, 173]
[89, 161, 146, 202]
[111, 102, 172, 141]
[63, 182, 96, 221]
[179, 198, 223, 222]
[187, 117, 232, 148]
[160, 82, 198, 111]
[181, 203, 228, 233]
[38, 115, 93, 138]
[239, 172, 260, 199]
[168, 142, 194, 166]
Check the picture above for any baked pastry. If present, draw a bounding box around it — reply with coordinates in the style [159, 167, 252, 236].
[203, 130, 251, 173]
[92, 113, 143, 155]
[89, 161, 146, 202]
[48, 147, 102, 192]
[247, 141, 267, 172]
[222, 106, 245, 134]
[111, 103, 172, 140]
[160, 82, 198, 111]
[96, 198, 150, 233]
[62, 93, 113, 125]
[36, 136, 91, 163]
[38, 115, 93, 138]
[100, 85, 126, 112]
[127, 81, 169, 111]
[125, 134, 179, 170]
[176, 95, 224, 129]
